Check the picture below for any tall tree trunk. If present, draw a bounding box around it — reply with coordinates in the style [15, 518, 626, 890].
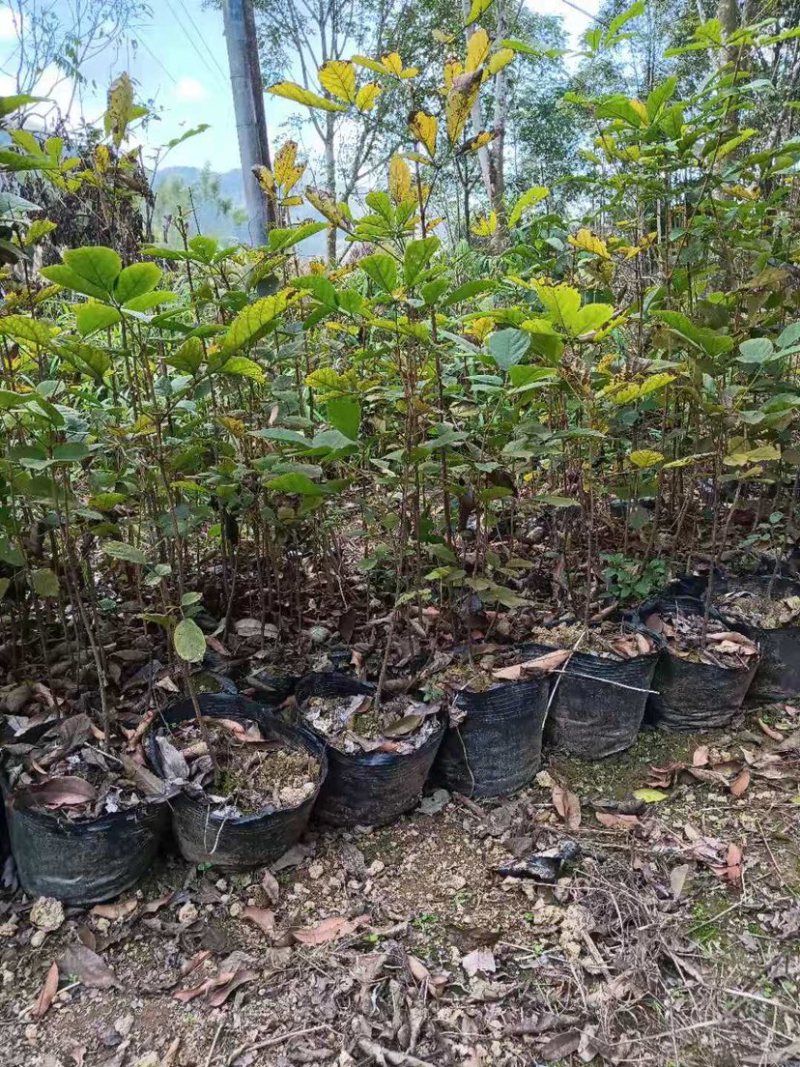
[489, 0, 509, 252]
[325, 111, 337, 266]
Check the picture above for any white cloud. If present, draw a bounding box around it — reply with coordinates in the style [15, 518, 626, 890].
[174, 76, 208, 103]
[0, 6, 19, 42]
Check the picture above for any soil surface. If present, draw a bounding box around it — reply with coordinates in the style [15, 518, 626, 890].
[718, 590, 800, 629]
[301, 695, 441, 755]
[1, 704, 799, 1067]
[644, 608, 760, 668]
[168, 719, 320, 817]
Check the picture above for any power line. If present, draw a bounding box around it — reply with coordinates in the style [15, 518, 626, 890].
[166, 0, 230, 87]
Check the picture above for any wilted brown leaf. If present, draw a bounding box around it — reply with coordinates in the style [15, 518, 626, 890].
[758, 719, 785, 741]
[595, 812, 640, 830]
[730, 769, 750, 797]
[292, 914, 369, 946]
[383, 714, 424, 738]
[670, 864, 691, 900]
[540, 1030, 582, 1062]
[18, 776, 96, 810]
[261, 869, 280, 906]
[91, 899, 138, 922]
[32, 961, 59, 1019]
[59, 944, 117, 989]
[493, 649, 571, 682]
[241, 906, 275, 937]
[143, 890, 175, 915]
[206, 968, 257, 1008]
[461, 947, 496, 977]
[692, 745, 709, 767]
[552, 784, 581, 830]
[407, 955, 431, 983]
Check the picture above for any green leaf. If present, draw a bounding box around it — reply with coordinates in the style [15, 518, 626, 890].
[221, 292, 288, 354]
[360, 253, 397, 293]
[103, 540, 148, 565]
[508, 186, 548, 228]
[569, 303, 615, 337]
[464, 0, 494, 25]
[293, 274, 338, 309]
[268, 222, 328, 251]
[778, 322, 800, 349]
[251, 428, 310, 445]
[326, 396, 360, 440]
[217, 355, 265, 382]
[404, 236, 440, 287]
[487, 328, 530, 371]
[168, 336, 204, 375]
[114, 262, 161, 305]
[634, 788, 668, 803]
[122, 290, 178, 312]
[441, 279, 497, 307]
[74, 302, 121, 337]
[53, 443, 90, 462]
[0, 315, 54, 347]
[181, 591, 202, 606]
[737, 338, 776, 364]
[0, 578, 10, 601]
[646, 76, 677, 120]
[266, 472, 326, 495]
[63, 246, 121, 297]
[534, 495, 579, 507]
[174, 617, 207, 663]
[31, 567, 59, 598]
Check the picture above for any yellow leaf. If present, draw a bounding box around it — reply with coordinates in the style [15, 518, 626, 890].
[266, 81, 347, 112]
[352, 55, 387, 76]
[280, 195, 304, 207]
[382, 52, 403, 75]
[446, 70, 482, 145]
[389, 154, 414, 204]
[319, 60, 357, 103]
[465, 28, 490, 72]
[94, 144, 110, 174]
[568, 228, 610, 259]
[486, 48, 515, 76]
[629, 449, 664, 469]
[465, 0, 494, 25]
[254, 165, 275, 195]
[462, 129, 497, 153]
[471, 210, 497, 237]
[400, 65, 420, 80]
[469, 317, 494, 341]
[306, 188, 349, 228]
[432, 29, 455, 43]
[630, 98, 649, 124]
[355, 83, 382, 111]
[443, 60, 463, 90]
[273, 141, 305, 194]
[409, 111, 438, 158]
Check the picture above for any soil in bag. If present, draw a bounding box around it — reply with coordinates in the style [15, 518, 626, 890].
[430, 646, 550, 797]
[710, 575, 800, 703]
[519, 620, 661, 759]
[295, 672, 444, 827]
[147, 694, 326, 870]
[638, 596, 760, 731]
[1, 714, 170, 905]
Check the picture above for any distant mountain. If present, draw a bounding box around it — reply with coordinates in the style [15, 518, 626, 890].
[152, 166, 328, 255]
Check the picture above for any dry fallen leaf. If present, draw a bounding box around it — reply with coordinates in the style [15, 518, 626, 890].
[670, 864, 691, 900]
[32, 961, 59, 1019]
[595, 812, 640, 830]
[91, 899, 138, 922]
[407, 955, 431, 983]
[261, 869, 280, 906]
[692, 745, 709, 767]
[292, 914, 369, 946]
[461, 947, 496, 977]
[206, 968, 257, 1008]
[730, 768, 750, 797]
[493, 649, 571, 681]
[59, 944, 117, 989]
[143, 890, 175, 915]
[552, 784, 581, 830]
[241, 906, 275, 937]
[758, 719, 785, 742]
[540, 1029, 582, 1062]
[18, 776, 97, 810]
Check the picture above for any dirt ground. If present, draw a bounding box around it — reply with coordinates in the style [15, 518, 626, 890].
[2, 705, 799, 1067]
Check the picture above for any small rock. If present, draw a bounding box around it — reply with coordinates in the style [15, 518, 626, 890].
[30, 897, 65, 932]
[30, 929, 47, 949]
[418, 789, 450, 816]
[535, 770, 555, 789]
[134, 1054, 160, 1067]
[367, 860, 385, 876]
[177, 902, 198, 925]
[308, 625, 331, 645]
[114, 1014, 134, 1038]
[215, 879, 228, 892]
[308, 862, 324, 880]
[229, 902, 242, 918]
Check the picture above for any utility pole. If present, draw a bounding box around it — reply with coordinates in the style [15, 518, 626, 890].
[222, 0, 275, 244]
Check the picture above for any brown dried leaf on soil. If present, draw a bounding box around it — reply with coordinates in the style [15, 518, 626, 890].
[292, 913, 369, 946]
[461, 947, 496, 976]
[60, 944, 118, 989]
[18, 775, 97, 809]
[758, 719, 785, 741]
[730, 768, 751, 796]
[241, 906, 275, 937]
[261, 868, 280, 905]
[91, 899, 138, 922]
[552, 784, 581, 830]
[670, 863, 691, 900]
[539, 1029, 582, 1062]
[595, 812, 640, 830]
[31, 961, 59, 1019]
[712, 842, 744, 884]
[492, 649, 570, 681]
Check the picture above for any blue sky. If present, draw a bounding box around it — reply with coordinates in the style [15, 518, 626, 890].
[0, 0, 599, 175]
